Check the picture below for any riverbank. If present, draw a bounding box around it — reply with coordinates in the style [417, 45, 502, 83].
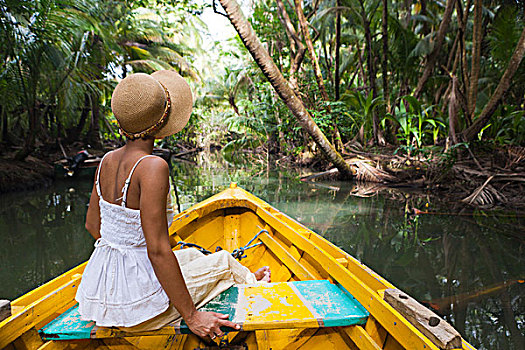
[0, 143, 106, 194]
[0, 156, 54, 193]
[297, 142, 525, 210]
[1, 142, 524, 210]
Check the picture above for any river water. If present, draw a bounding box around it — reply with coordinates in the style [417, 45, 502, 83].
[0, 152, 523, 349]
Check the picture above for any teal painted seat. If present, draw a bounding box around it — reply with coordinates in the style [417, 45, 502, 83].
[39, 280, 369, 340]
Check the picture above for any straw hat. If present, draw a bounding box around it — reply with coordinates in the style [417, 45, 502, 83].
[111, 70, 193, 139]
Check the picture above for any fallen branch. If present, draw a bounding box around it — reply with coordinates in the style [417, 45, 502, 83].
[300, 168, 339, 181]
[462, 175, 506, 206]
[173, 147, 201, 158]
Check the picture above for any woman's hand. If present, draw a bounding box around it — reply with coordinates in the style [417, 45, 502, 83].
[186, 310, 240, 339]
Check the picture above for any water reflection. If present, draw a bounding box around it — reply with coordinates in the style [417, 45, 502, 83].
[0, 179, 94, 299]
[0, 153, 522, 349]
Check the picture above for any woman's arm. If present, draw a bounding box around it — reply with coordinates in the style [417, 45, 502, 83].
[139, 158, 239, 338]
[85, 176, 101, 240]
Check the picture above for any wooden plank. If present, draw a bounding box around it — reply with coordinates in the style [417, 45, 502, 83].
[12, 327, 44, 350]
[102, 338, 141, 349]
[224, 214, 240, 252]
[0, 300, 11, 322]
[41, 281, 368, 340]
[297, 253, 329, 280]
[258, 231, 316, 281]
[255, 205, 439, 350]
[364, 317, 387, 348]
[336, 258, 349, 267]
[282, 328, 317, 350]
[462, 339, 477, 350]
[384, 289, 462, 349]
[342, 326, 382, 350]
[0, 277, 80, 349]
[273, 264, 293, 282]
[37, 341, 70, 350]
[383, 333, 405, 350]
[175, 213, 223, 243]
[255, 330, 270, 350]
[10, 263, 86, 310]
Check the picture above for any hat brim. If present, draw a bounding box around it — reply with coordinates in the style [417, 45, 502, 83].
[150, 70, 193, 138]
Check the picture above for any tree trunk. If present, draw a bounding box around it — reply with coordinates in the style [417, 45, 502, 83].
[414, 0, 455, 98]
[467, 0, 482, 118]
[276, 0, 306, 90]
[381, 0, 389, 111]
[87, 93, 102, 148]
[335, 0, 341, 101]
[356, 44, 366, 87]
[359, 0, 383, 145]
[15, 107, 37, 160]
[0, 104, 6, 143]
[294, 0, 329, 102]
[333, 1, 344, 149]
[458, 0, 473, 106]
[67, 94, 91, 143]
[463, 26, 525, 141]
[448, 76, 460, 144]
[218, 0, 353, 178]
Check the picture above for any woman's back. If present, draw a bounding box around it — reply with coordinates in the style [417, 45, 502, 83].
[97, 149, 152, 210]
[76, 149, 171, 327]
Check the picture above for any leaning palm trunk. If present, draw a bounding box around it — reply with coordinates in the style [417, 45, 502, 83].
[218, 0, 353, 178]
[463, 26, 525, 141]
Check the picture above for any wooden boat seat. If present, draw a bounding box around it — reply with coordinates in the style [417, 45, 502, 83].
[39, 280, 368, 340]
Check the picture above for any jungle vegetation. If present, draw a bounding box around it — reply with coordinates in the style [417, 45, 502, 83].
[1, 0, 524, 176]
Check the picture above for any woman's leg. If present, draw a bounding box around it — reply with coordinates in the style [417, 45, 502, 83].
[120, 251, 260, 332]
[180, 250, 257, 307]
[173, 247, 206, 266]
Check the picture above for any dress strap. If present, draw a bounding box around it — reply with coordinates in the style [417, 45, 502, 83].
[121, 155, 156, 207]
[95, 152, 112, 198]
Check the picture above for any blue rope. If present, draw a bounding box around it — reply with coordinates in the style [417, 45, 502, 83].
[175, 241, 212, 255]
[175, 229, 267, 260]
[231, 229, 267, 260]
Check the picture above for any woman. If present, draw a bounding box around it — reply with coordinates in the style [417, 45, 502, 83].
[75, 71, 270, 340]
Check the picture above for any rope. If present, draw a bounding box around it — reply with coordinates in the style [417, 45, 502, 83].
[231, 229, 267, 260]
[175, 229, 267, 260]
[174, 241, 212, 255]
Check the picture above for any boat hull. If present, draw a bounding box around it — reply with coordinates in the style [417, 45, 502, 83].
[0, 184, 475, 349]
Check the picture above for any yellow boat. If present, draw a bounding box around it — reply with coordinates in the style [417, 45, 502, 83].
[0, 184, 476, 350]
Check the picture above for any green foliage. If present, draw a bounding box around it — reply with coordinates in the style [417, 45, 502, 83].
[340, 90, 384, 140]
[2, 0, 524, 160]
[481, 106, 525, 145]
[0, 0, 206, 155]
[488, 5, 524, 65]
[383, 96, 446, 154]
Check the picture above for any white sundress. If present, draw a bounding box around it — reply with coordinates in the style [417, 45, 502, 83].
[75, 152, 257, 328]
[76, 153, 171, 327]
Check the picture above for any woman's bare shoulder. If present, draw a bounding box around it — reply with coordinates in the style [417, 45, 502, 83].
[137, 156, 170, 201]
[143, 155, 169, 170]
[138, 156, 169, 183]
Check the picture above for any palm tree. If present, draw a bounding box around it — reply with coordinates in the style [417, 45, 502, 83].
[463, 26, 525, 141]
[217, 0, 353, 178]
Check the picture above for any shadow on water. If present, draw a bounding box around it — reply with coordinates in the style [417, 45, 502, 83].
[0, 151, 523, 349]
